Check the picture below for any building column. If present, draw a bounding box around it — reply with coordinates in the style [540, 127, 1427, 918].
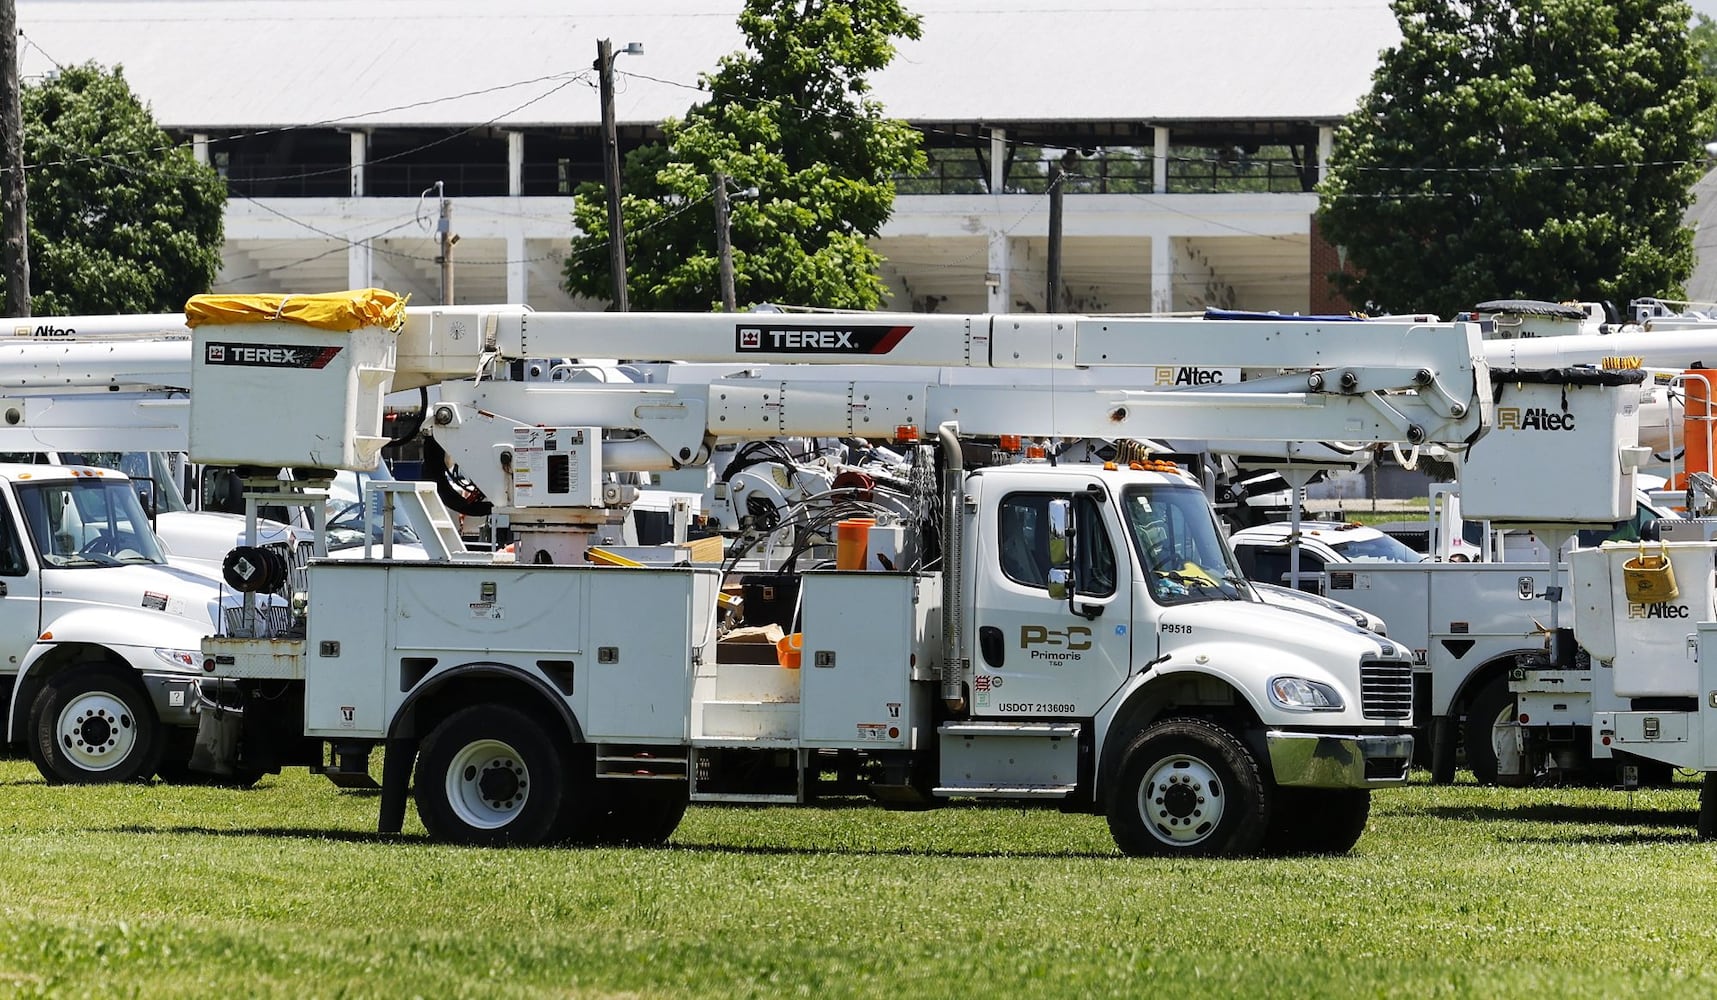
[348, 235, 373, 292]
[987, 230, 1012, 313]
[1317, 126, 1334, 187]
[989, 127, 1007, 193]
[508, 131, 527, 302]
[508, 131, 525, 197]
[349, 130, 366, 197]
[1151, 233, 1176, 315]
[192, 133, 209, 167]
[1153, 126, 1170, 194]
[347, 130, 370, 291]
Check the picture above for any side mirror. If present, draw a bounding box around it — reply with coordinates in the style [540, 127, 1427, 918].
[1047, 498, 1072, 568]
[1047, 567, 1072, 601]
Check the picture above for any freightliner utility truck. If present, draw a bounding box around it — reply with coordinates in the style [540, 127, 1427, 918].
[186, 291, 1504, 856]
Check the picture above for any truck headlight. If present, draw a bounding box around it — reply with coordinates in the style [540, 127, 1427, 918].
[1267, 676, 1345, 711]
[153, 647, 200, 671]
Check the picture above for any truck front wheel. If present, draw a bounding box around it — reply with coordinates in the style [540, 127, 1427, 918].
[1265, 789, 1371, 855]
[1106, 717, 1269, 857]
[29, 664, 165, 784]
[416, 705, 566, 847]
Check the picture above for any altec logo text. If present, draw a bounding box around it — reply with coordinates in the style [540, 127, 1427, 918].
[203, 343, 342, 369]
[1496, 407, 1575, 431]
[735, 324, 912, 354]
[14, 324, 75, 337]
[1154, 366, 1225, 385]
[1628, 602, 1690, 620]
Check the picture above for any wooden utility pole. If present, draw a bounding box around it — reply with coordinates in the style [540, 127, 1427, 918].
[1046, 159, 1064, 314]
[596, 38, 628, 312]
[714, 172, 735, 312]
[1, 0, 29, 317]
[431, 180, 456, 305]
[1045, 150, 1079, 314]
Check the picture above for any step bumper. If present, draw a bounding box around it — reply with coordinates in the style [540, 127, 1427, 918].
[1266, 731, 1413, 788]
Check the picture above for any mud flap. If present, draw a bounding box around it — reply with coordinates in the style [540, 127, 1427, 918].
[187, 707, 243, 775]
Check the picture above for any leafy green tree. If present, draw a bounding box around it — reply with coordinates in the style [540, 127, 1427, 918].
[1316, 0, 1716, 317]
[0, 63, 225, 314]
[1693, 12, 1717, 80]
[564, 0, 925, 311]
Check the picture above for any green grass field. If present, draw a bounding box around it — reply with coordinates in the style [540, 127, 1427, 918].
[1, 758, 1714, 998]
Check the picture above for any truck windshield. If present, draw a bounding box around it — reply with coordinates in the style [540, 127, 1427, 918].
[1121, 484, 1250, 605]
[0, 451, 191, 514]
[14, 478, 169, 567]
[1329, 533, 1420, 562]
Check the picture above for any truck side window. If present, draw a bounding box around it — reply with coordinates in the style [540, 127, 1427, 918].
[0, 493, 28, 576]
[1248, 546, 1324, 592]
[998, 493, 1116, 597]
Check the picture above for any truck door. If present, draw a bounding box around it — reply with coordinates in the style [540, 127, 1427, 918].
[972, 486, 1131, 717]
[0, 490, 41, 697]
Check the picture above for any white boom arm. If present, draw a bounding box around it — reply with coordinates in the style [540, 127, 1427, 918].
[406, 311, 1492, 509]
[0, 317, 193, 451]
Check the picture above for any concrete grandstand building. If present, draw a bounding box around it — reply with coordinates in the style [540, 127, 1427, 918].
[14, 0, 1403, 314]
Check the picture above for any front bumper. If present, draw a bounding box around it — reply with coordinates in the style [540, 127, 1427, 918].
[140, 672, 203, 728]
[1266, 731, 1413, 788]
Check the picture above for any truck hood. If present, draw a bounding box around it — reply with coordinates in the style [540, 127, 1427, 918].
[42, 561, 238, 632]
[1156, 599, 1397, 663]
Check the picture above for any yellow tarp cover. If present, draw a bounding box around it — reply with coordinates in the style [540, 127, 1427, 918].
[184, 288, 408, 332]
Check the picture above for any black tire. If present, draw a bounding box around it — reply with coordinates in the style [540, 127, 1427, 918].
[415, 705, 567, 847]
[1264, 788, 1371, 855]
[1464, 675, 1516, 785]
[1427, 715, 1458, 785]
[155, 759, 267, 789]
[28, 663, 164, 784]
[1106, 717, 1270, 857]
[1700, 774, 1717, 841]
[589, 783, 688, 846]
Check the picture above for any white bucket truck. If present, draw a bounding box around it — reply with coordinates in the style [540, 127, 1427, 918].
[1249, 367, 1655, 785]
[186, 293, 1502, 856]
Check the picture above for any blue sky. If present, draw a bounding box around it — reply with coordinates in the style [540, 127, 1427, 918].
[1697, 1, 1717, 22]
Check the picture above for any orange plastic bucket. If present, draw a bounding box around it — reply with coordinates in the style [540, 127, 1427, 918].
[775, 632, 803, 669]
[835, 518, 874, 570]
[1680, 369, 1713, 491]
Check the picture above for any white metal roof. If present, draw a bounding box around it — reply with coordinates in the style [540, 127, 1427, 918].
[14, 0, 1400, 130]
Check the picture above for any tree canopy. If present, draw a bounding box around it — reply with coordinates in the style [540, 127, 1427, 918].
[1316, 0, 1717, 318]
[0, 63, 226, 315]
[563, 0, 925, 311]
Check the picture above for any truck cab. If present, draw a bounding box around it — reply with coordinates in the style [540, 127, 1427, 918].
[1229, 520, 1425, 592]
[957, 463, 1414, 854]
[0, 463, 261, 786]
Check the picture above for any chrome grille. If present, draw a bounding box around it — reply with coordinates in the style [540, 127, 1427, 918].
[265, 538, 315, 596]
[1360, 659, 1413, 720]
[222, 604, 294, 637]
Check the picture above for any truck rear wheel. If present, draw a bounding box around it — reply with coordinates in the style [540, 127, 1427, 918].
[1106, 717, 1269, 857]
[416, 705, 566, 847]
[155, 760, 267, 789]
[1465, 676, 1517, 785]
[590, 784, 688, 846]
[1265, 788, 1371, 855]
[29, 663, 164, 784]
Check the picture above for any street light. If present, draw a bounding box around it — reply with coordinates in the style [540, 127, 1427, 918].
[595, 39, 644, 311]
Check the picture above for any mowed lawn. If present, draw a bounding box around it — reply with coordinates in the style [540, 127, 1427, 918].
[1, 757, 1715, 998]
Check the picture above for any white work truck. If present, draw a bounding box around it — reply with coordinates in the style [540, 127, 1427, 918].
[183, 294, 1505, 856]
[0, 463, 267, 784]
